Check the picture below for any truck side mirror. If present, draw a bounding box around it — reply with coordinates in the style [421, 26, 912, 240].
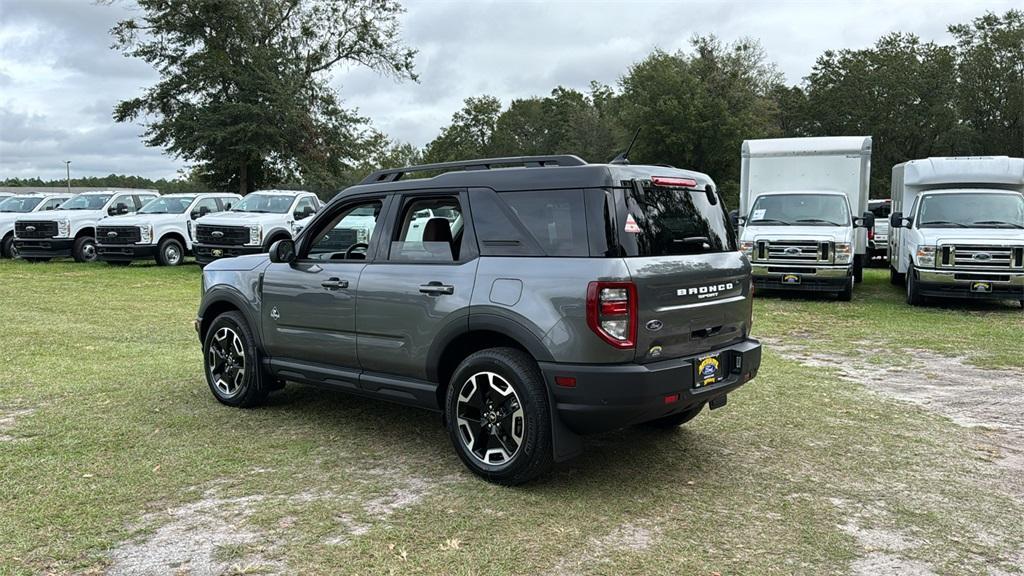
[109, 202, 130, 216]
[854, 212, 875, 228]
[268, 239, 296, 264]
[890, 212, 906, 228]
[729, 209, 739, 228]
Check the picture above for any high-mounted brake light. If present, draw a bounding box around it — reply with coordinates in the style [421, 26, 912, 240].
[586, 281, 637, 349]
[651, 176, 698, 189]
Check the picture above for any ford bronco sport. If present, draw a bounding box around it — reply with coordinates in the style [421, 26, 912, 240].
[196, 155, 762, 484]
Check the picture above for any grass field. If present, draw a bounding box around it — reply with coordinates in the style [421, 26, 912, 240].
[1, 259, 1022, 575]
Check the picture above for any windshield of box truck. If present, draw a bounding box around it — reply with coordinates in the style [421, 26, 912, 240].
[917, 192, 1024, 229]
[749, 193, 850, 226]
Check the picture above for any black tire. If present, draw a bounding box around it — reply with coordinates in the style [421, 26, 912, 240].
[445, 347, 553, 485]
[1, 234, 13, 259]
[837, 276, 854, 301]
[906, 264, 925, 306]
[853, 254, 864, 284]
[643, 403, 705, 429]
[889, 264, 904, 286]
[72, 236, 98, 263]
[202, 311, 269, 408]
[106, 261, 131, 267]
[156, 237, 185, 266]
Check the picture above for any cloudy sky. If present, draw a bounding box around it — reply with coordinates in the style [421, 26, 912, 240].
[0, 0, 1018, 180]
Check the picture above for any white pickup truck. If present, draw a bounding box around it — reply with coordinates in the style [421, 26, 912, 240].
[889, 156, 1024, 308]
[96, 192, 241, 266]
[736, 137, 875, 300]
[13, 190, 159, 262]
[1, 192, 73, 258]
[192, 190, 321, 266]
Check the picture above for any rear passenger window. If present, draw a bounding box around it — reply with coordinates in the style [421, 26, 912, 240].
[499, 190, 589, 257]
[390, 196, 464, 263]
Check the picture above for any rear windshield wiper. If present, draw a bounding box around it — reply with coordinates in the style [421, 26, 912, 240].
[750, 218, 791, 226]
[920, 220, 967, 228]
[971, 220, 1024, 229]
[794, 218, 845, 226]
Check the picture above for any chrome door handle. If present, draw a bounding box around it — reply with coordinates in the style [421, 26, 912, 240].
[419, 282, 454, 295]
[321, 278, 348, 290]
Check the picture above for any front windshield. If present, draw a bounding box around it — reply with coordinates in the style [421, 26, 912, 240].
[917, 192, 1024, 229]
[231, 194, 294, 214]
[748, 194, 851, 226]
[58, 194, 112, 211]
[0, 196, 43, 213]
[139, 196, 196, 214]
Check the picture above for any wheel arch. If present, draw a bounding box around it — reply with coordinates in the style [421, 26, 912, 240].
[75, 226, 95, 239]
[198, 288, 264, 349]
[262, 229, 292, 250]
[158, 230, 188, 250]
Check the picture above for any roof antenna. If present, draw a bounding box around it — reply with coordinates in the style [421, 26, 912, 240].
[609, 128, 640, 165]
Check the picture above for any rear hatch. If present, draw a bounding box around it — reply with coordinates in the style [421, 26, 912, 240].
[610, 170, 753, 363]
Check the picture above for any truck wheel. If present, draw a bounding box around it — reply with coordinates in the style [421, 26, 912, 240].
[156, 237, 184, 266]
[906, 265, 925, 306]
[72, 236, 98, 263]
[837, 276, 854, 301]
[889, 264, 904, 286]
[643, 403, 705, 429]
[203, 311, 269, 408]
[445, 347, 553, 485]
[853, 255, 864, 283]
[1, 234, 13, 258]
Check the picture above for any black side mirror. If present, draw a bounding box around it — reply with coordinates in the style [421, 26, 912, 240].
[110, 202, 130, 216]
[854, 211, 876, 228]
[268, 239, 296, 264]
[295, 207, 314, 219]
[890, 212, 906, 228]
[729, 209, 739, 227]
[190, 210, 200, 220]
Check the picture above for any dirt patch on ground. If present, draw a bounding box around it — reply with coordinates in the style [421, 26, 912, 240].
[0, 407, 34, 441]
[107, 466, 456, 573]
[541, 521, 660, 576]
[770, 340, 1024, 496]
[830, 497, 936, 576]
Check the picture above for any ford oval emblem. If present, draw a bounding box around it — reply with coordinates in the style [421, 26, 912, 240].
[973, 252, 992, 261]
[107, 231, 117, 237]
[784, 247, 801, 256]
[646, 319, 664, 332]
[211, 231, 224, 238]
[26, 225, 36, 232]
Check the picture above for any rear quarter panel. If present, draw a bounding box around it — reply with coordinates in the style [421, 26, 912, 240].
[471, 257, 635, 364]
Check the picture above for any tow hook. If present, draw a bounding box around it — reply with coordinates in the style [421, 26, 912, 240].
[710, 395, 727, 410]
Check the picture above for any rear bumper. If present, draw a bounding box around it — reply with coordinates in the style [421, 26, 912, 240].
[194, 243, 263, 265]
[12, 238, 73, 258]
[539, 339, 761, 435]
[752, 264, 851, 292]
[97, 243, 158, 261]
[917, 268, 1024, 301]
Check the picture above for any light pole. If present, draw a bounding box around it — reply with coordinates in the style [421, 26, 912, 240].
[64, 161, 71, 193]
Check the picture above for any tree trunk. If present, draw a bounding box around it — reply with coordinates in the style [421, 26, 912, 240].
[238, 161, 248, 195]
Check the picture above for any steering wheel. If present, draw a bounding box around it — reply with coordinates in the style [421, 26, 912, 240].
[344, 242, 369, 259]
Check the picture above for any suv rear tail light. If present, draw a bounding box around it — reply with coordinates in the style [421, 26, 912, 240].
[586, 281, 637, 349]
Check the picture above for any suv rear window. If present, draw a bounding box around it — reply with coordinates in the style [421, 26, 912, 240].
[616, 181, 735, 256]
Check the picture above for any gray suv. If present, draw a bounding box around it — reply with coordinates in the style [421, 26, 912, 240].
[195, 155, 762, 484]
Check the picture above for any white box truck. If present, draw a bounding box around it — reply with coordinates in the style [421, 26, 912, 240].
[889, 156, 1024, 308]
[735, 136, 875, 300]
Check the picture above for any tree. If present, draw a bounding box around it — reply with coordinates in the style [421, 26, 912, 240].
[802, 33, 958, 196]
[109, 0, 417, 194]
[616, 37, 784, 206]
[949, 10, 1024, 157]
[422, 96, 502, 163]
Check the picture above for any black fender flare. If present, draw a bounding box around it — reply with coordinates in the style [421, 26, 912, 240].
[198, 285, 264, 349]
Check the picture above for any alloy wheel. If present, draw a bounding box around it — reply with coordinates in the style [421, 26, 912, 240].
[165, 244, 181, 265]
[456, 371, 525, 466]
[208, 327, 246, 397]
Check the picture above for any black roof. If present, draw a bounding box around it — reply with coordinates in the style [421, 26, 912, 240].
[336, 155, 714, 200]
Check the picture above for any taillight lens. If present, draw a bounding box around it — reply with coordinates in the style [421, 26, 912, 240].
[587, 281, 637, 349]
[868, 228, 875, 241]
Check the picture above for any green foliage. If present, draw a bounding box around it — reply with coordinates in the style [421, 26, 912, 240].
[110, 0, 416, 194]
[0, 174, 207, 194]
[421, 96, 503, 163]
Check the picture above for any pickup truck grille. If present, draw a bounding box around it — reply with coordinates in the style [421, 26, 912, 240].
[757, 240, 833, 264]
[15, 221, 58, 239]
[195, 224, 250, 246]
[939, 244, 1024, 270]
[97, 225, 141, 245]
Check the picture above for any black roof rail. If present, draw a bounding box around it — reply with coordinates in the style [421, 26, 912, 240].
[359, 155, 588, 185]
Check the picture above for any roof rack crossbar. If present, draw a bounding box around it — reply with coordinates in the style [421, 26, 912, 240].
[359, 155, 587, 185]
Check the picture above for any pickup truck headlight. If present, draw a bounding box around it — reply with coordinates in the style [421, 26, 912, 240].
[57, 219, 71, 238]
[139, 224, 153, 244]
[248, 224, 262, 246]
[186, 220, 193, 241]
[915, 245, 936, 268]
[739, 241, 754, 258]
[834, 242, 853, 264]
